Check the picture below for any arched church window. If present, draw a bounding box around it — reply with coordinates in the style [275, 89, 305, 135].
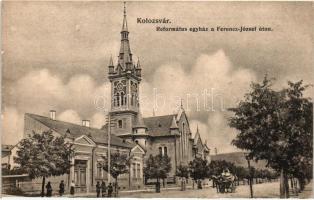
[118, 120, 123, 128]
[159, 147, 162, 155]
[113, 96, 117, 107]
[121, 92, 125, 105]
[117, 94, 120, 107]
[164, 147, 167, 156]
[131, 94, 134, 106]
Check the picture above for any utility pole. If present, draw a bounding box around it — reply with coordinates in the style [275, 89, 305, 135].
[107, 113, 111, 182]
[106, 113, 116, 183]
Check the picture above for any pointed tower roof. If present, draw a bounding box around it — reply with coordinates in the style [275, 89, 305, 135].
[109, 55, 114, 66]
[136, 57, 141, 69]
[176, 99, 185, 121]
[118, 2, 133, 69]
[170, 116, 178, 129]
[122, 2, 128, 32]
[133, 110, 147, 129]
[194, 124, 201, 145]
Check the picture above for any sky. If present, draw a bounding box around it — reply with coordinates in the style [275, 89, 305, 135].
[1, 1, 313, 153]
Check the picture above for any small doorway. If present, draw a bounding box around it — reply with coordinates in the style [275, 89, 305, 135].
[74, 160, 87, 192]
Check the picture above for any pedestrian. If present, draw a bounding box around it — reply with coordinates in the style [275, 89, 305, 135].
[96, 181, 101, 197]
[70, 180, 75, 196]
[101, 181, 107, 197]
[46, 181, 53, 197]
[59, 180, 65, 196]
[107, 182, 113, 197]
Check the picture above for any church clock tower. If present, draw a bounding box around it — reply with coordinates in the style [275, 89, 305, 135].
[108, 3, 142, 136]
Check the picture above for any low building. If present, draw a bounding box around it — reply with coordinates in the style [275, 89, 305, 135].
[9, 112, 145, 194]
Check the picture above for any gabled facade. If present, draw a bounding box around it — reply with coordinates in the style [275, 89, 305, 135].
[16, 113, 145, 193]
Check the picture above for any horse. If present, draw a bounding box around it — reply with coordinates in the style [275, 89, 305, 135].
[212, 174, 236, 193]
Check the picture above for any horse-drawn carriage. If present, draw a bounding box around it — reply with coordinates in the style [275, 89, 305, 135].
[212, 173, 237, 193]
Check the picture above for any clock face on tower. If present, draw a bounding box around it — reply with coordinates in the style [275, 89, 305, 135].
[116, 83, 124, 91]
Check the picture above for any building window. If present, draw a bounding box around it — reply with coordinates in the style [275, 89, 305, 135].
[164, 147, 167, 156]
[118, 120, 123, 128]
[97, 162, 102, 178]
[137, 163, 141, 178]
[121, 92, 125, 105]
[117, 94, 120, 106]
[132, 163, 136, 178]
[159, 147, 162, 155]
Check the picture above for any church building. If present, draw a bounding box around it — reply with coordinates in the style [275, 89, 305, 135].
[3, 3, 210, 194]
[103, 3, 211, 182]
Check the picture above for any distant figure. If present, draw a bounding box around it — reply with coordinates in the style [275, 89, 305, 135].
[46, 181, 53, 197]
[107, 183, 113, 197]
[221, 168, 231, 177]
[101, 181, 107, 197]
[96, 181, 101, 197]
[70, 180, 75, 196]
[59, 180, 65, 196]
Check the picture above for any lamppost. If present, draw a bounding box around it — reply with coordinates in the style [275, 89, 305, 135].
[245, 153, 253, 198]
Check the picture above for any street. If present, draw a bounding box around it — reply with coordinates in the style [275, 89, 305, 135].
[120, 182, 281, 198]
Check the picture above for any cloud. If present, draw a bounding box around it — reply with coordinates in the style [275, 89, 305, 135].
[1, 107, 24, 145]
[3, 50, 257, 153]
[3, 69, 112, 144]
[141, 50, 256, 116]
[138, 50, 257, 153]
[57, 109, 81, 125]
[91, 112, 106, 129]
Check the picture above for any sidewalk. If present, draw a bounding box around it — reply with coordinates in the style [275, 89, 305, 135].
[64, 185, 197, 197]
[299, 181, 313, 199]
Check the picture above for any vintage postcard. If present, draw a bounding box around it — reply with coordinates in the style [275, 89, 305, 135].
[1, 1, 313, 198]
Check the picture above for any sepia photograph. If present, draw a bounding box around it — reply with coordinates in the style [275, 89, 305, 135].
[1, 1, 313, 198]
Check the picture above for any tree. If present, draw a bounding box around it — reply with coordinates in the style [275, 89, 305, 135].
[176, 164, 189, 191]
[229, 76, 313, 198]
[208, 160, 236, 176]
[189, 157, 209, 189]
[143, 154, 171, 192]
[14, 131, 73, 196]
[101, 152, 131, 197]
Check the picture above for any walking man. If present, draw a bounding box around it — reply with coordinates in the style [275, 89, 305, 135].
[107, 183, 113, 197]
[59, 180, 65, 196]
[70, 180, 75, 196]
[101, 181, 107, 197]
[96, 181, 101, 197]
[46, 181, 53, 197]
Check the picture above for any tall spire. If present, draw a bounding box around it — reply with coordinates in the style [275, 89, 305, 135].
[122, 1, 128, 32]
[118, 1, 133, 70]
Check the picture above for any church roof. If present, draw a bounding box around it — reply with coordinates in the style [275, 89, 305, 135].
[143, 114, 177, 137]
[25, 113, 134, 148]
